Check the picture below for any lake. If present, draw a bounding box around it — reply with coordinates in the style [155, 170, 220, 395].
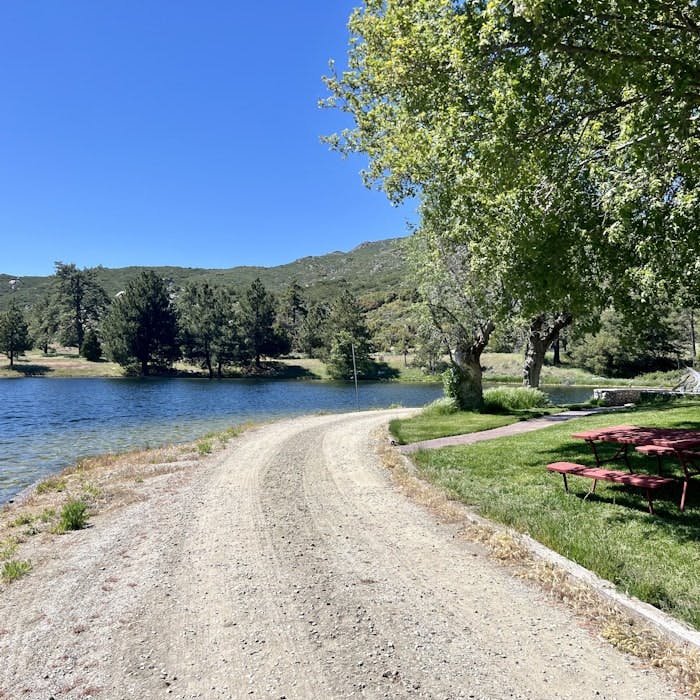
[0, 378, 592, 504]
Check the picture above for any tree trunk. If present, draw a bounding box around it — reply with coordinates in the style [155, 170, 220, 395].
[552, 338, 561, 366]
[448, 320, 495, 410]
[9, 351, 14, 368]
[141, 358, 149, 376]
[690, 309, 696, 365]
[523, 313, 572, 388]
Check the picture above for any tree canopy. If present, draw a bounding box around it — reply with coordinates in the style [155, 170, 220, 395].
[101, 271, 180, 375]
[0, 300, 32, 368]
[324, 0, 700, 402]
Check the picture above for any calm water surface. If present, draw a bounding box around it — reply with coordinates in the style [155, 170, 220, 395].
[0, 378, 592, 504]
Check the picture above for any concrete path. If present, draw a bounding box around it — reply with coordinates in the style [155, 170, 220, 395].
[400, 408, 610, 454]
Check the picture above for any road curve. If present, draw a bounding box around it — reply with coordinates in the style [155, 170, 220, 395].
[0, 409, 679, 699]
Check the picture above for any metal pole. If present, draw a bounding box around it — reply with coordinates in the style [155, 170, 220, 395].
[351, 343, 360, 411]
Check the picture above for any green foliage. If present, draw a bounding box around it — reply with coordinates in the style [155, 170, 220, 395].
[277, 280, 307, 352]
[0, 300, 32, 367]
[178, 281, 241, 378]
[421, 397, 459, 416]
[323, 292, 375, 380]
[239, 278, 290, 368]
[482, 387, 550, 413]
[35, 477, 66, 494]
[80, 328, 102, 361]
[53, 262, 108, 350]
[297, 302, 329, 358]
[570, 308, 684, 378]
[101, 270, 180, 375]
[1, 559, 32, 582]
[58, 499, 88, 532]
[30, 290, 60, 354]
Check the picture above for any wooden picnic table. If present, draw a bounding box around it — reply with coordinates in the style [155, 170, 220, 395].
[570, 425, 700, 512]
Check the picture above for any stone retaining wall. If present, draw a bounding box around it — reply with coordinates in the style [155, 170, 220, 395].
[592, 388, 678, 406]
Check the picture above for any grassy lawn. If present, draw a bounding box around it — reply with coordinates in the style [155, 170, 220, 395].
[0, 350, 123, 378]
[389, 412, 521, 444]
[409, 401, 700, 629]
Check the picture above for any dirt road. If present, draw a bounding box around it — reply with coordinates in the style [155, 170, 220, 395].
[0, 409, 680, 699]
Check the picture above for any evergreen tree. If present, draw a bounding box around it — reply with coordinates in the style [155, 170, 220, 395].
[297, 302, 328, 358]
[80, 328, 102, 362]
[178, 281, 240, 379]
[323, 293, 375, 380]
[30, 291, 60, 354]
[53, 262, 108, 351]
[0, 301, 32, 368]
[101, 271, 179, 375]
[278, 280, 307, 351]
[239, 278, 290, 368]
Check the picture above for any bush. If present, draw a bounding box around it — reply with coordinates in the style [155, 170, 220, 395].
[80, 329, 103, 361]
[58, 499, 88, 531]
[482, 387, 550, 412]
[422, 397, 459, 416]
[2, 559, 32, 582]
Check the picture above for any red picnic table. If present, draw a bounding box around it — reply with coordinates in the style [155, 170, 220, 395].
[560, 425, 700, 512]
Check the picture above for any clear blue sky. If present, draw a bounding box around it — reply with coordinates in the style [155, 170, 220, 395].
[0, 1, 414, 277]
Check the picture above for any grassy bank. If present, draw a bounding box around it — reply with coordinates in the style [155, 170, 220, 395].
[397, 401, 700, 629]
[0, 348, 687, 386]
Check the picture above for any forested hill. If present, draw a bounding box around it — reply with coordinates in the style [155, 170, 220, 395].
[0, 237, 410, 310]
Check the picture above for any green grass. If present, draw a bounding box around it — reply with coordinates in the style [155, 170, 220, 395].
[411, 402, 700, 629]
[36, 477, 66, 494]
[57, 499, 89, 532]
[1, 559, 32, 582]
[483, 386, 550, 411]
[390, 411, 519, 445]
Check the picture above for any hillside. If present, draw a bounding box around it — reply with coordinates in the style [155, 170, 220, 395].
[0, 237, 411, 311]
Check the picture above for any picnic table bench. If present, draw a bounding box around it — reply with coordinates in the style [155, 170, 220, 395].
[546, 461, 675, 514]
[548, 425, 700, 513]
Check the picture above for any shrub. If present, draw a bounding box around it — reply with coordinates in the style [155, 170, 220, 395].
[2, 559, 32, 582]
[422, 397, 459, 416]
[58, 499, 88, 532]
[482, 387, 549, 412]
[36, 477, 66, 494]
[80, 329, 103, 361]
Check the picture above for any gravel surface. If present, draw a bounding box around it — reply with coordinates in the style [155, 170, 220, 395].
[0, 409, 681, 699]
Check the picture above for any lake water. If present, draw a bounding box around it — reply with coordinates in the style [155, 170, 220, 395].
[0, 378, 592, 504]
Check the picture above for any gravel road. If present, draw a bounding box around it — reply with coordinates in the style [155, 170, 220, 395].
[0, 409, 680, 699]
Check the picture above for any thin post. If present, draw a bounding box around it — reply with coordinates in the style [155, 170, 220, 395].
[351, 343, 360, 411]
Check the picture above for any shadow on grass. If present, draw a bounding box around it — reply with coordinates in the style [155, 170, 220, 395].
[249, 362, 321, 380]
[6, 363, 54, 376]
[540, 438, 700, 529]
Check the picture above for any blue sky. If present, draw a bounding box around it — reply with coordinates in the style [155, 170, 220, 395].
[0, 2, 414, 276]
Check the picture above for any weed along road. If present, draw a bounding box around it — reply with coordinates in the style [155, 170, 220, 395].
[0, 410, 680, 699]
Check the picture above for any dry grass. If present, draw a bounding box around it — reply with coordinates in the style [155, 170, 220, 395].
[378, 428, 700, 698]
[0, 422, 252, 586]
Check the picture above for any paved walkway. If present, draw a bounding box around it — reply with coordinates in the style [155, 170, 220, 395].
[400, 408, 610, 454]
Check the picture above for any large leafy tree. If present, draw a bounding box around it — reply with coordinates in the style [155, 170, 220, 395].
[53, 262, 108, 351]
[324, 0, 700, 397]
[101, 271, 180, 376]
[0, 300, 32, 368]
